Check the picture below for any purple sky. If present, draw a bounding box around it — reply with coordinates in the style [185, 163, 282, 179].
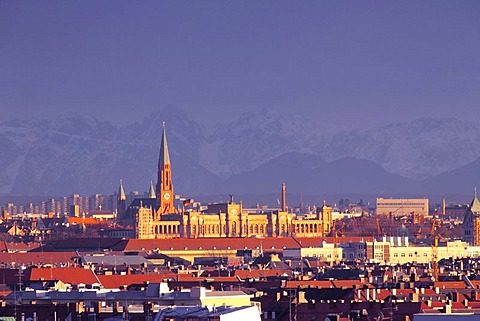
[1, 1, 479, 127]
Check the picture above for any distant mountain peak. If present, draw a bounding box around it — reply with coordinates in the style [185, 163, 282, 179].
[1, 108, 480, 196]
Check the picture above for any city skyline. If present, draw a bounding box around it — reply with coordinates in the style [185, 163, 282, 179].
[1, 3, 480, 319]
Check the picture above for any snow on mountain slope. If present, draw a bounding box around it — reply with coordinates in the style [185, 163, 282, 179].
[0, 107, 218, 196]
[200, 108, 318, 177]
[1, 107, 480, 196]
[316, 118, 480, 180]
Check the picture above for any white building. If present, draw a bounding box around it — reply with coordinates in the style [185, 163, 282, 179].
[283, 241, 342, 262]
[376, 198, 429, 216]
[284, 236, 475, 265]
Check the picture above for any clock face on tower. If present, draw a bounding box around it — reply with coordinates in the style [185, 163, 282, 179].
[163, 192, 171, 200]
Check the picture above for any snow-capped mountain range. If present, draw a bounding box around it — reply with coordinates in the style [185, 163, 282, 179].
[1, 106, 479, 197]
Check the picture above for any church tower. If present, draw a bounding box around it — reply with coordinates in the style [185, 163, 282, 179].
[156, 122, 175, 214]
[117, 180, 126, 219]
[463, 188, 480, 245]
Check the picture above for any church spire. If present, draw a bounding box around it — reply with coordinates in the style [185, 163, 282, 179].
[149, 181, 156, 199]
[470, 188, 480, 214]
[158, 122, 171, 166]
[156, 121, 174, 214]
[118, 180, 126, 201]
[117, 180, 127, 222]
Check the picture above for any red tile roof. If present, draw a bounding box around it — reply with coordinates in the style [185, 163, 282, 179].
[332, 280, 372, 288]
[30, 267, 98, 285]
[67, 217, 102, 225]
[124, 237, 302, 252]
[434, 281, 466, 289]
[470, 280, 480, 287]
[97, 273, 176, 289]
[285, 280, 333, 288]
[0, 290, 12, 298]
[235, 269, 290, 279]
[3, 242, 40, 252]
[175, 274, 239, 283]
[0, 252, 76, 266]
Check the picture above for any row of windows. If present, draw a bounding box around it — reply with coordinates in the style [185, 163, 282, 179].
[377, 203, 427, 206]
[189, 223, 270, 235]
[308, 253, 339, 258]
[308, 253, 365, 259]
[393, 252, 430, 258]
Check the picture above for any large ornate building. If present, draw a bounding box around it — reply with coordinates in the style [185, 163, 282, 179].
[118, 123, 333, 239]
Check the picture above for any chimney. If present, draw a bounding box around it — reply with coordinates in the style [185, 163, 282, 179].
[452, 292, 460, 303]
[282, 183, 287, 212]
[471, 290, 480, 301]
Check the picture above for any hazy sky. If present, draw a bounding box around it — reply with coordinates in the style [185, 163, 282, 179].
[1, 1, 479, 127]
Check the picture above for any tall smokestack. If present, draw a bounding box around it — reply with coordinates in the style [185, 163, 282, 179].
[282, 183, 287, 212]
[442, 198, 446, 216]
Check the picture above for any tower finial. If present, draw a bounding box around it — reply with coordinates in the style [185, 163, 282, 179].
[158, 121, 171, 166]
[476, 187, 477, 198]
[118, 180, 126, 201]
[149, 181, 156, 199]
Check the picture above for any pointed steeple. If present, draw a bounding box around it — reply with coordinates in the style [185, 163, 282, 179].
[470, 187, 480, 214]
[149, 181, 156, 199]
[118, 180, 126, 201]
[156, 121, 175, 214]
[158, 122, 171, 166]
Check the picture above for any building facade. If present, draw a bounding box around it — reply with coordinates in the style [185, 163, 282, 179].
[127, 122, 332, 239]
[376, 198, 429, 216]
